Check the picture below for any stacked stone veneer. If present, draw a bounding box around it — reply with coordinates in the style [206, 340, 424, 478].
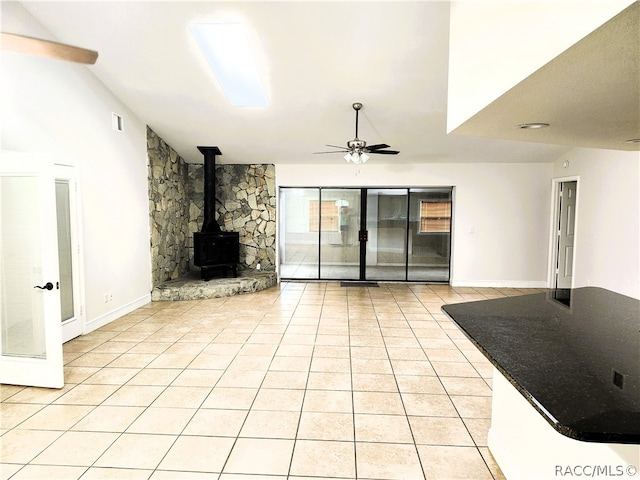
[148, 128, 277, 288]
[147, 127, 190, 286]
[187, 163, 276, 272]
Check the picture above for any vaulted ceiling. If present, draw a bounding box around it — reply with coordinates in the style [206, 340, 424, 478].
[11, 1, 639, 165]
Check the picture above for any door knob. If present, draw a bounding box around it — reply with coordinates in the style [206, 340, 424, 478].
[34, 282, 54, 291]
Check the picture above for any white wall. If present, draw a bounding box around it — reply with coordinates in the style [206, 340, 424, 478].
[1, 3, 152, 330]
[447, 0, 634, 132]
[277, 162, 553, 288]
[553, 149, 640, 299]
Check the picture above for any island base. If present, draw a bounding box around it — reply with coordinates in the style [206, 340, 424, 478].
[489, 368, 640, 480]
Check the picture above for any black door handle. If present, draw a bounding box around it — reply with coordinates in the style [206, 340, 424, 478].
[34, 282, 54, 291]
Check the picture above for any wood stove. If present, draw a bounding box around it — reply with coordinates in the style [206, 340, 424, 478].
[193, 146, 240, 281]
[194, 231, 239, 280]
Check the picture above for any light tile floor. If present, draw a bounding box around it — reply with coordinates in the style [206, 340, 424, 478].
[1, 282, 545, 480]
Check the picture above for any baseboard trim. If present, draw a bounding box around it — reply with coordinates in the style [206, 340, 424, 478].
[449, 279, 548, 289]
[84, 294, 152, 334]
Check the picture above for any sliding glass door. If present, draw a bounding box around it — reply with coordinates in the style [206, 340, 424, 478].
[279, 187, 452, 282]
[279, 188, 320, 279]
[365, 189, 408, 280]
[319, 189, 361, 279]
[407, 188, 452, 282]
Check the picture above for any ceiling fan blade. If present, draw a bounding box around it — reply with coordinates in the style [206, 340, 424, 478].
[325, 144, 348, 151]
[370, 150, 400, 155]
[1, 32, 98, 64]
[366, 144, 391, 150]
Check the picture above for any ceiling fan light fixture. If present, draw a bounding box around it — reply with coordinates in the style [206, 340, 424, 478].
[343, 150, 368, 164]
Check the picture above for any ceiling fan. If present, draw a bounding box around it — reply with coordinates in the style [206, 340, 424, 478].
[1, 32, 98, 64]
[315, 102, 399, 164]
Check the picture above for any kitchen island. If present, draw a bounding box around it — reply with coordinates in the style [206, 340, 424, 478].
[442, 287, 640, 479]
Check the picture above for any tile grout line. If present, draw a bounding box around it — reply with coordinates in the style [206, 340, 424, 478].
[424, 287, 503, 480]
[380, 283, 429, 480]
[347, 284, 360, 480]
[286, 281, 325, 479]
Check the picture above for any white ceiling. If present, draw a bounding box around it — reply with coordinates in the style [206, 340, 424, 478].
[12, 1, 636, 165]
[452, 1, 640, 152]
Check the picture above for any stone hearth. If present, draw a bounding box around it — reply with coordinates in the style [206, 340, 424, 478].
[151, 271, 278, 301]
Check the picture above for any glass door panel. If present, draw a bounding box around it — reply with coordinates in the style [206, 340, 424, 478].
[319, 189, 360, 279]
[279, 188, 320, 279]
[2, 176, 48, 358]
[0, 154, 63, 388]
[408, 188, 452, 282]
[365, 189, 408, 281]
[56, 180, 74, 322]
[55, 167, 83, 343]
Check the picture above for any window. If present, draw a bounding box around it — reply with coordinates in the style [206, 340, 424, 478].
[189, 23, 268, 106]
[309, 201, 339, 232]
[419, 201, 451, 233]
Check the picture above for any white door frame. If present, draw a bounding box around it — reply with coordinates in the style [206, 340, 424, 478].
[55, 164, 85, 342]
[547, 176, 580, 289]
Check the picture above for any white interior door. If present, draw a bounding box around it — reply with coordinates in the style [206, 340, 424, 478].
[556, 181, 577, 289]
[0, 153, 64, 388]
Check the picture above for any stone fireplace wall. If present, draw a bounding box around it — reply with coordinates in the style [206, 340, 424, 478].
[147, 127, 190, 286]
[147, 127, 277, 284]
[187, 163, 276, 272]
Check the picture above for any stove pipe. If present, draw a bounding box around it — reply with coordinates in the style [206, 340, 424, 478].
[197, 146, 222, 233]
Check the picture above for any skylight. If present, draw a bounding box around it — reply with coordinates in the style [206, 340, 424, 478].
[189, 23, 268, 107]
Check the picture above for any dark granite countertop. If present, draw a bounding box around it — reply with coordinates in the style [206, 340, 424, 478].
[441, 287, 640, 444]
